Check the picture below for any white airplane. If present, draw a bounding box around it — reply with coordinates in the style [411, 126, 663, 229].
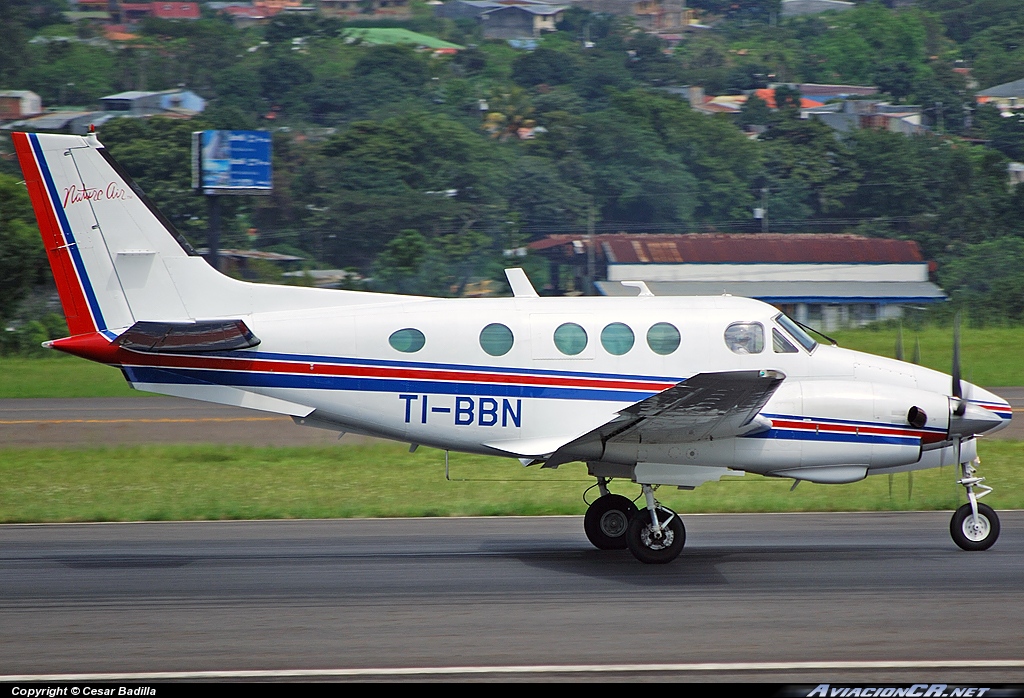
[12, 131, 1013, 564]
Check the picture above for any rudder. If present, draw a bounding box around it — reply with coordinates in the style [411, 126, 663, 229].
[13, 131, 199, 335]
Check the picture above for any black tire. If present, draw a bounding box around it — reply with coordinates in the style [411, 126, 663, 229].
[950, 503, 1000, 551]
[584, 494, 638, 550]
[626, 507, 685, 564]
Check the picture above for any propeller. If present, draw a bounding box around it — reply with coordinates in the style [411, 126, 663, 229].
[895, 322, 904, 361]
[952, 311, 965, 416]
[912, 336, 921, 365]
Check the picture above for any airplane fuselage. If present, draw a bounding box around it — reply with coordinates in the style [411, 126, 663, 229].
[102, 291, 1009, 483]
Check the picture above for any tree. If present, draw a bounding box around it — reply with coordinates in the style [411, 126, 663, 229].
[311, 113, 510, 265]
[940, 239, 1024, 324]
[739, 92, 771, 127]
[874, 60, 917, 102]
[97, 117, 215, 246]
[611, 90, 762, 224]
[759, 115, 855, 224]
[0, 173, 47, 320]
[511, 47, 579, 87]
[577, 109, 698, 225]
[506, 156, 589, 235]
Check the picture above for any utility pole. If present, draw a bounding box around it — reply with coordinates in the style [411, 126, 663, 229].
[207, 195, 221, 271]
[754, 187, 768, 233]
[586, 198, 596, 295]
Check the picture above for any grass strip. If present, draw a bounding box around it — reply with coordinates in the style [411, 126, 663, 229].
[0, 356, 140, 399]
[2, 441, 1021, 523]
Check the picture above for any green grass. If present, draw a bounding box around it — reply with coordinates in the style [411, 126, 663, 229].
[1, 441, 1021, 523]
[830, 325, 1024, 386]
[0, 356, 140, 398]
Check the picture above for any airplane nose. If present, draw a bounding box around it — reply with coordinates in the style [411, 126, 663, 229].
[949, 401, 1004, 438]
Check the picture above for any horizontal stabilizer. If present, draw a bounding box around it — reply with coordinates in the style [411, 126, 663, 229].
[117, 320, 260, 353]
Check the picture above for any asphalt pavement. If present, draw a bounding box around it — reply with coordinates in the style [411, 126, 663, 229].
[2, 513, 1023, 681]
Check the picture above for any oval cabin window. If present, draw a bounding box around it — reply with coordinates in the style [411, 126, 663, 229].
[479, 323, 514, 356]
[553, 323, 588, 356]
[600, 322, 635, 356]
[388, 328, 426, 353]
[646, 322, 680, 355]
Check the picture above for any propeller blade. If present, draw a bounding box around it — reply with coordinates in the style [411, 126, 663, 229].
[952, 312, 962, 399]
[912, 336, 921, 365]
[952, 311, 966, 416]
[895, 322, 904, 361]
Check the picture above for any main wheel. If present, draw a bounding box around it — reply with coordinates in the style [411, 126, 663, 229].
[625, 507, 685, 564]
[584, 494, 638, 550]
[950, 503, 1000, 551]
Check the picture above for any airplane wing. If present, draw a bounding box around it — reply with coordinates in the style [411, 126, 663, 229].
[541, 370, 785, 468]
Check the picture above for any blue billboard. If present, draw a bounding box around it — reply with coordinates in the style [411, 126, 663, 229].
[192, 130, 272, 195]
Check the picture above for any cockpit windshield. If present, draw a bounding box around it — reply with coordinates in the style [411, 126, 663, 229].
[774, 313, 818, 352]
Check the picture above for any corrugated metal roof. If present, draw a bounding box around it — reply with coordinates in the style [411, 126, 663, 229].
[977, 78, 1024, 99]
[596, 280, 946, 302]
[530, 234, 925, 264]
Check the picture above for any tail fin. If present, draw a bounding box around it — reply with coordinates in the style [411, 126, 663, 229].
[13, 131, 204, 335]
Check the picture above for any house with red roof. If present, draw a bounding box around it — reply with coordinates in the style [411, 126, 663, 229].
[530, 233, 945, 330]
[116, 2, 201, 22]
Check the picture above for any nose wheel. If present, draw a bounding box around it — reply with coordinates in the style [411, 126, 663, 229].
[951, 457, 999, 551]
[951, 503, 999, 551]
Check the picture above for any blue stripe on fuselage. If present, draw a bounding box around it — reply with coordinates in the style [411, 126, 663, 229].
[749, 427, 920, 447]
[122, 365, 657, 403]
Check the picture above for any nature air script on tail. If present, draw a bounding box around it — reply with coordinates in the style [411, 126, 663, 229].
[12, 131, 1012, 564]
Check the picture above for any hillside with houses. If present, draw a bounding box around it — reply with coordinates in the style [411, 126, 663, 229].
[2, 0, 1024, 345]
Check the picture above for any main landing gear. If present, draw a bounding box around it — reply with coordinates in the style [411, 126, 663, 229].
[950, 457, 1000, 551]
[584, 479, 685, 564]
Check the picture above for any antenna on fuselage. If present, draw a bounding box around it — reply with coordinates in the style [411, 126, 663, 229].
[620, 280, 654, 297]
[504, 268, 539, 298]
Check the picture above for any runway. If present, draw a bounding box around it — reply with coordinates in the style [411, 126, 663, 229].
[2, 513, 1024, 682]
[2, 388, 1023, 447]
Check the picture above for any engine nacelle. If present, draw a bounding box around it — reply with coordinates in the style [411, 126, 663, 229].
[760, 380, 950, 471]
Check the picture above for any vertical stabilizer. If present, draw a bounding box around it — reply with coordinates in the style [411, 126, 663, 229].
[13, 131, 203, 335]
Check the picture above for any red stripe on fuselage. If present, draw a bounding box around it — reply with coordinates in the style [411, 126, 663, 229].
[49, 335, 675, 393]
[769, 417, 945, 444]
[12, 133, 96, 336]
[119, 352, 675, 392]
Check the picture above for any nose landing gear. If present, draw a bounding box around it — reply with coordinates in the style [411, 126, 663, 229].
[951, 457, 999, 551]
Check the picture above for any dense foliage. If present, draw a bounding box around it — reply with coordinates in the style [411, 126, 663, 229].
[2, 0, 1024, 341]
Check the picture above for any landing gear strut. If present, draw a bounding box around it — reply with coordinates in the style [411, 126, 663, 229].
[625, 484, 685, 564]
[583, 478, 637, 550]
[950, 457, 999, 551]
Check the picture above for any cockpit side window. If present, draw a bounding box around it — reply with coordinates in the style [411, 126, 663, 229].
[724, 322, 764, 354]
[774, 313, 817, 352]
[772, 328, 799, 353]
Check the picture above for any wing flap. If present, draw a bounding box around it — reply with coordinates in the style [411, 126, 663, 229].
[542, 370, 785, 468]
[615, 369, 785, 443]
